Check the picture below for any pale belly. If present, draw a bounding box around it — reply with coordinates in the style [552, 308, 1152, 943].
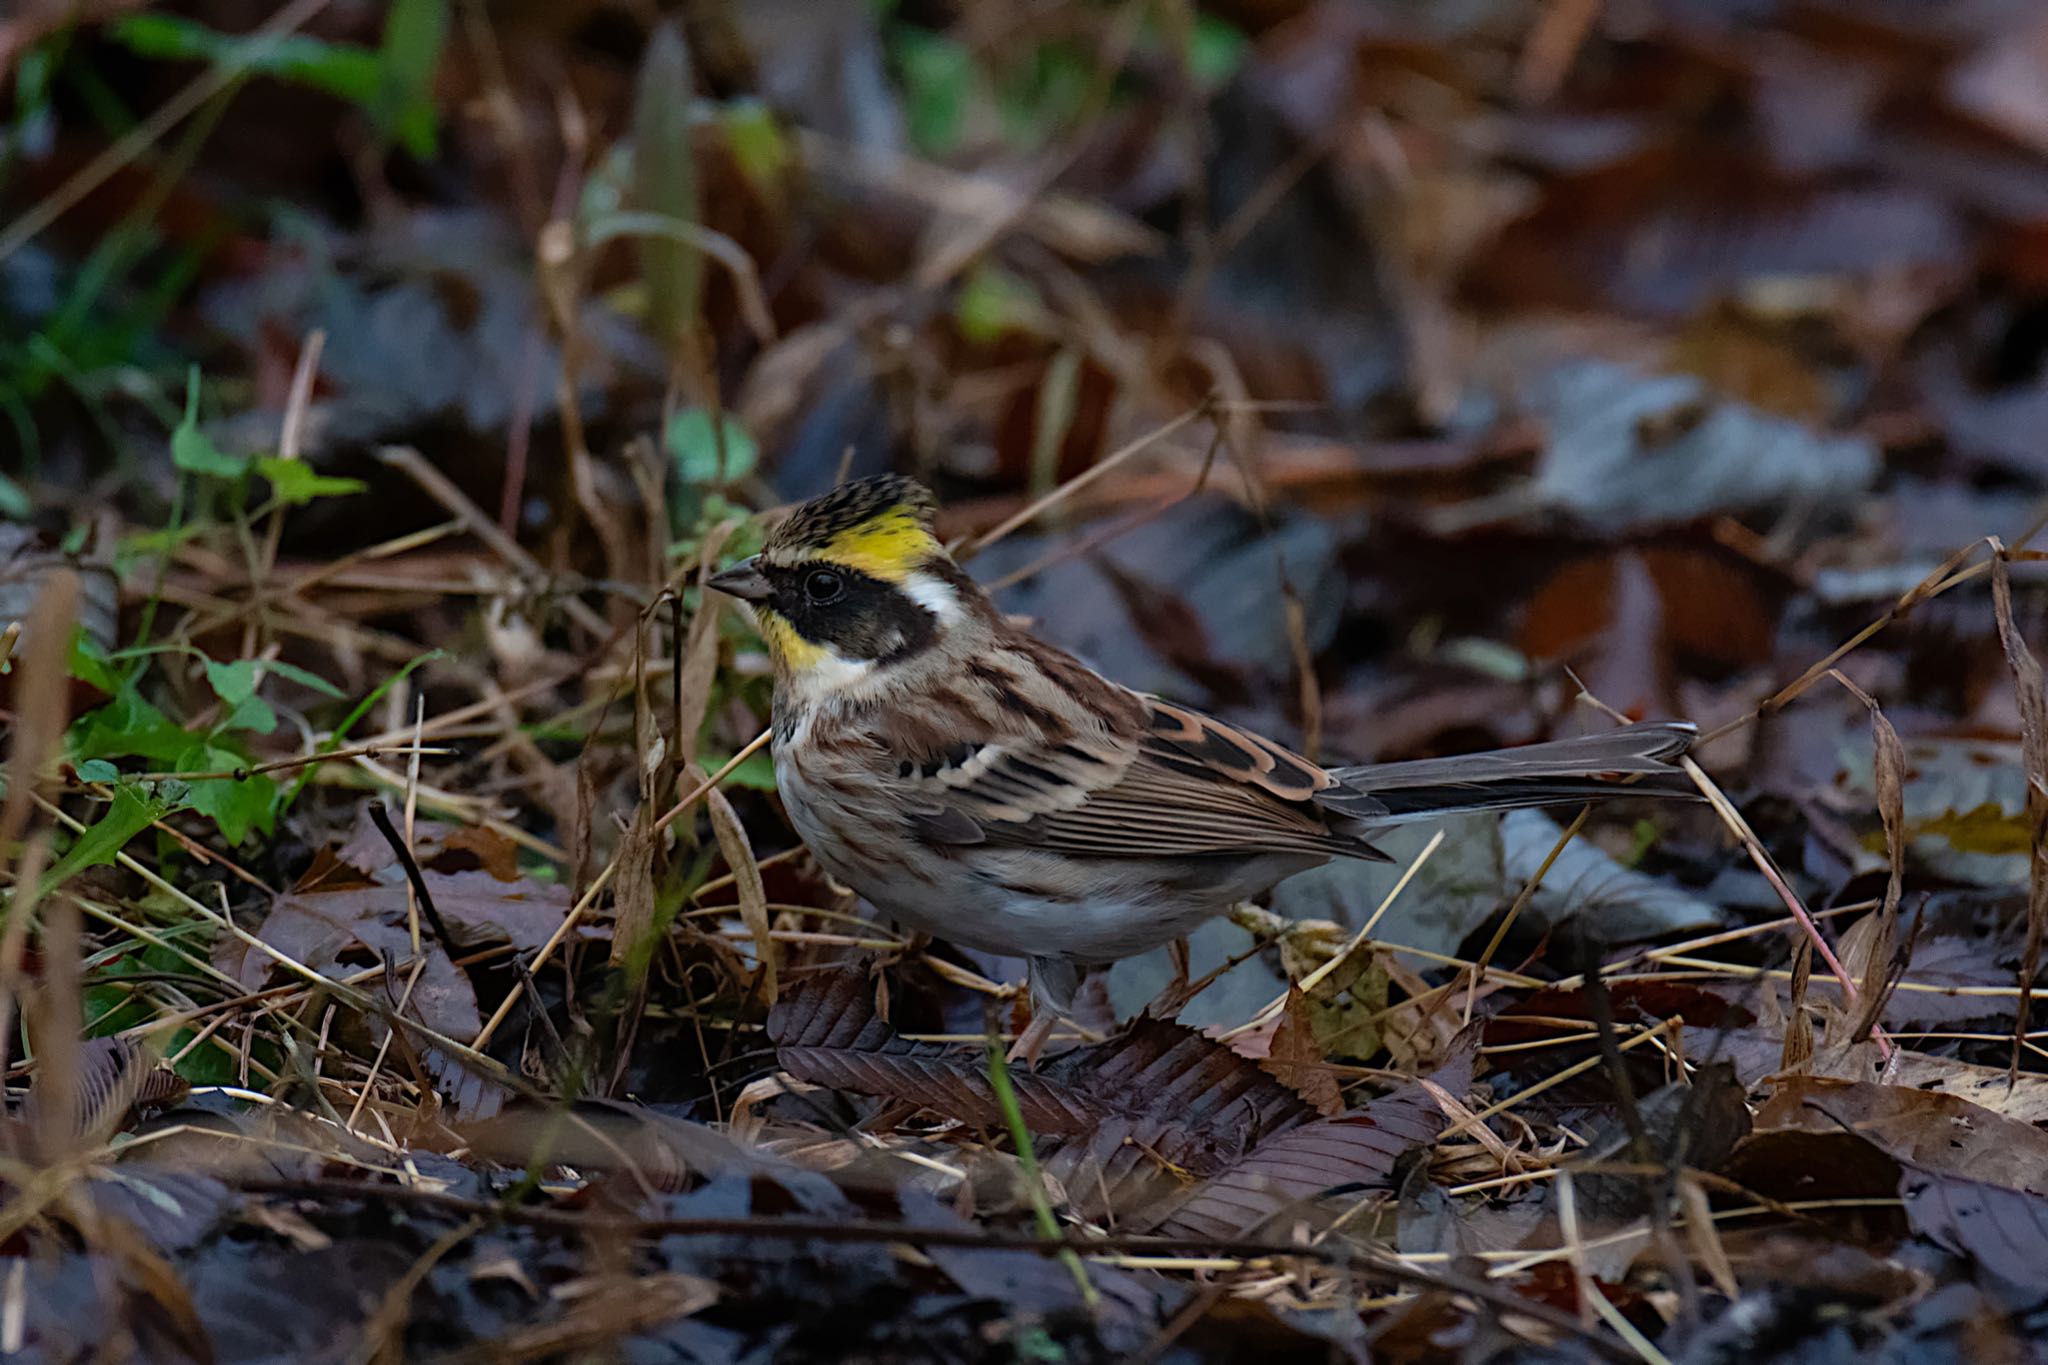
[779, 751, 1325, 963]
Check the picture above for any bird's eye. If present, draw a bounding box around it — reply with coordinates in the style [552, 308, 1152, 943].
[803, 568, 845, 604]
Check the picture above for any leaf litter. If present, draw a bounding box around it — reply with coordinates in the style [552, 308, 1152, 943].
[8, 1, 2048, 1360]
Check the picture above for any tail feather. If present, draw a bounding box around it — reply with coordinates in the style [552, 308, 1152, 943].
[1326, 721, 1697, 824]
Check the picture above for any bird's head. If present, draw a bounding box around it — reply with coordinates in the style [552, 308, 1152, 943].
[707, 475, 979, 694]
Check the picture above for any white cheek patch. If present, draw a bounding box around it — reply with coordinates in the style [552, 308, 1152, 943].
[790, 648, 876, 699]
[903, 572, 962, 623]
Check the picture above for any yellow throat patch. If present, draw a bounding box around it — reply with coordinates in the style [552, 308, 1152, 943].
[756, 610, 830, 673]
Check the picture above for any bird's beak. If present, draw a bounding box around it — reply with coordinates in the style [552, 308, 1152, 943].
[707, 558, 772, 602]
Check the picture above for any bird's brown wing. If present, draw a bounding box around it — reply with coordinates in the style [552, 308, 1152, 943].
[893, 697, 1384, 859]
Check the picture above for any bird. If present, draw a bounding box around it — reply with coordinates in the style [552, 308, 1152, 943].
[708, 474, 1696, 1057]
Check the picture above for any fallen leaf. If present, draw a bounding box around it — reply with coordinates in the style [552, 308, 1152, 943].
[1756, 1074, 2048, 1192]
[1896, 1160, 2048, 1304]
[1145, 1042, 1475, 1241]
[1249, 985, 1345, 1117]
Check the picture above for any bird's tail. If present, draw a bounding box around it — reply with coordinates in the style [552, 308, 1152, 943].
[1328, 720, 1698, 823]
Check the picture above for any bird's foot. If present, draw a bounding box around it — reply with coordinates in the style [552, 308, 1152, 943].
[1005, 1008, 1059, 1070]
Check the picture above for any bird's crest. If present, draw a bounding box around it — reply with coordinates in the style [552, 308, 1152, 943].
[764, 474, 941, 579]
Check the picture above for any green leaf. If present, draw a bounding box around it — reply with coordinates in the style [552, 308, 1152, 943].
[204, 659, 277, 735]
[86, 942, 208, 1037]
[254, 658, 345, 698]
[1187, 15, 1248, 88]
[182, 759, 277, 846]
[723, 99, 791, 192]
[40, 784, 174, 894]
[68, 689, 193, 765]
[77, 759, 119, 783]
[203, 659, 260, 705]
[893, 27, 974, 156]
[956, 262, 1041, 345]
[256, 457, 366, 505]
[68, 631, 122, 694]
[169, 1029, 243, 1086]
[664, 409, 757, 485]
[0, 472, 29, 519]
[169, 367, 245, 478]
[371, 0, 448, 159]
[724, 746, 778, 791]
[111, 15, 380, 103]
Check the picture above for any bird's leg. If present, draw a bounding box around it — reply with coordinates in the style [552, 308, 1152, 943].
[1006, 955, 1083, 1069]
[1005, 1010, 1059, 1069]
[1152, 935, 1201, 1014]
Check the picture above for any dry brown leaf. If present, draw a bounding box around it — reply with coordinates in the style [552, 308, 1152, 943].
[1803, 1046, 2048, 1124]
[703, 779, 775, 1004]
[770, 970, 1307, 1143]
[461, 1097, 764, 1194]
[1757, 1073, 2048, 1191]
[673, 523, 735, 771]
[227, 842, 572, 1118]
[1991, 542, 2048, 1078]
[1257, 985, 1345, 1116]
[1144, 1043, 1476, 1241]
[607, 804, 660, 971]
[1781, 934, 1813, 1073]
[1, 567, 78, 850]
[1899, 1159, 2048, 1303]
[18, 1036, 186, 1161]
[1832, 670, 1908, 1046]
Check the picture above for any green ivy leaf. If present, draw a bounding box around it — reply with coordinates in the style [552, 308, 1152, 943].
[77, 759, 120, 783]
[256, 457, 367, 506]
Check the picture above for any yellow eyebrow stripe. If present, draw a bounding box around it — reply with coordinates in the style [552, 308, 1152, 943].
[817, 511, 939, 580]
